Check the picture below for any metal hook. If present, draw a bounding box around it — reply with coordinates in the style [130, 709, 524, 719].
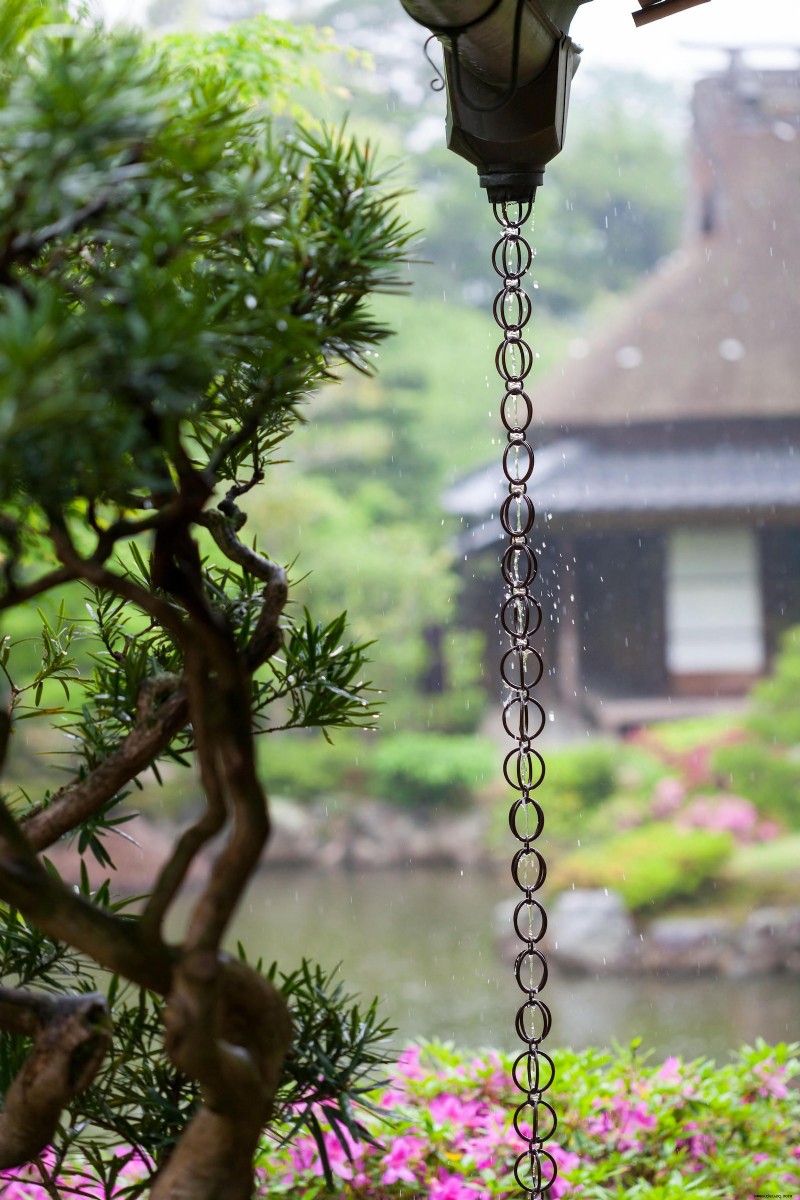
[416, 0, 528, 114]
[424, 35, 446, 92]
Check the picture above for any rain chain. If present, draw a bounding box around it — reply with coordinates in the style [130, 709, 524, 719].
[492, 199, 557, 1199]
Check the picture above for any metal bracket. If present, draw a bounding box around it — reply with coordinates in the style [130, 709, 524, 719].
[633, 0, 711, 28]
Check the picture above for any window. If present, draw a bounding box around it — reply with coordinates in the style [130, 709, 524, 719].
[665, 526, 765, 678]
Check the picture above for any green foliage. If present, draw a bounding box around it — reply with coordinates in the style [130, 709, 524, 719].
[747, 624, 800, 747]
[0, 16, 410, 519]
[0, 1, 412, 1185]
[260, 731, 364, 800]
[713, 741, 800, 828]
[253, 371, 493, 736]
[268, 959, 394, 1188]
[546, 741, 617, 809]
[529, 741, 619, 842]
[160, 15, 336, 119]
[369, 732, 496, 810]
[10, 1036, 798, 1199]
[723, 833, 800, 903]
[552, 822, 733, 910]
[640, 714, 743, 755]
[258, 610, 378, 735]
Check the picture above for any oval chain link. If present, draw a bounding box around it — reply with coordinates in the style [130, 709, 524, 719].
[492, 199, 556, 1200]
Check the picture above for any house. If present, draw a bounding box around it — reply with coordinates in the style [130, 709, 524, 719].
[444, 54, 800, 731]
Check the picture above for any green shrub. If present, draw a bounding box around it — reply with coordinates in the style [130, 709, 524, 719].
[723, 833, 800, 903]
[641, 713, 742, 753]
[552, 822, 733, 909]
[259, 732, 368, 800]
[747, 624, 800, 746]
[369, 732, 497, 810]
[713, 741, 800, 828]
[614, 739, 672, 799]
[545, 741, 617, 809]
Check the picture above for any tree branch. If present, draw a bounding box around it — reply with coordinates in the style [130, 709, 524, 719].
[0, 988, 111, 1169]
[22, 682, 187, 853]
[49, 525, 187, 643]
[152, 956, 292, 1200]
[182, 643, 270, 958]
[197, 510, 287, 670]
[140, 651, 228, 939]
[0, 566, 77, 613]
[0, 710, 9, 777]
[0, 800, 172, 994]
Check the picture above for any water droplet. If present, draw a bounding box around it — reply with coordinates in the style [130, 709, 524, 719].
[616, 345, 643, 370]
[719, 337, 745, 362]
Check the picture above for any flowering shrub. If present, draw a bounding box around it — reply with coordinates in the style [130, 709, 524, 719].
[3, 1041, 798, 1199]
[258, 1039, 799, 1199]
[550, 822, 733, 909]
[0, 1147, 153, 1198]
[677, 793, 780, 844]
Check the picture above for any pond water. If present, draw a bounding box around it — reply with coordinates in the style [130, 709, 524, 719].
[194, 867, 800, 1062]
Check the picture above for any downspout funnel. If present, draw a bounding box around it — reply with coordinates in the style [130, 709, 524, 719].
[399, 0, 589, 202]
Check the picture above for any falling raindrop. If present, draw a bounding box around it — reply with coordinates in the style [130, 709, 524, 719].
[718, 337, 746, 362]
[615, 345, 643, 369]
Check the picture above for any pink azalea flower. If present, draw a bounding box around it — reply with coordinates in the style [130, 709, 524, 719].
[115, 1147, 155, 1181]
[429, 1169, 480, 1199]
[320, 1127, 365, 1181]
[678, 794, 760, 843]
[550, 1143, 581, 1174]
[469, 1050, 508, 1096]
[396, 1045, 427, 1082]
[380, 1134, 426, 1185]
[651, 777, 685, 816]
[428, 1092, 485, 1130]
[546, 1142, 583, 1200]
[586, 1110, 614, 1137]
[678, 1120, 716, 1161]
[289, 1137, 321, 1175]
[655, 1056, 683, 1085]
[754, 1061, 789, 1099]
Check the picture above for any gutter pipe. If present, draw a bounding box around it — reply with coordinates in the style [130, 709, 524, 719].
[399, 0, 712, 201]
[399, 0, 590, 202]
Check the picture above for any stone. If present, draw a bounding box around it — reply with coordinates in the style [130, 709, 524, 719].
[723, 907, 788, 978]
[264, 797, 321, 866]
[548, 889, 636, 973]
[642, 916, 733, 973]
[781, 906, 800, 973]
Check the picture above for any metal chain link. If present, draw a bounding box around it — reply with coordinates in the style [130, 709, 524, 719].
[492, 199, 557, 1200]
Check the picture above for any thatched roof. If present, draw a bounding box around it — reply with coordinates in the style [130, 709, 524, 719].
[532, 64, 800, 433]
